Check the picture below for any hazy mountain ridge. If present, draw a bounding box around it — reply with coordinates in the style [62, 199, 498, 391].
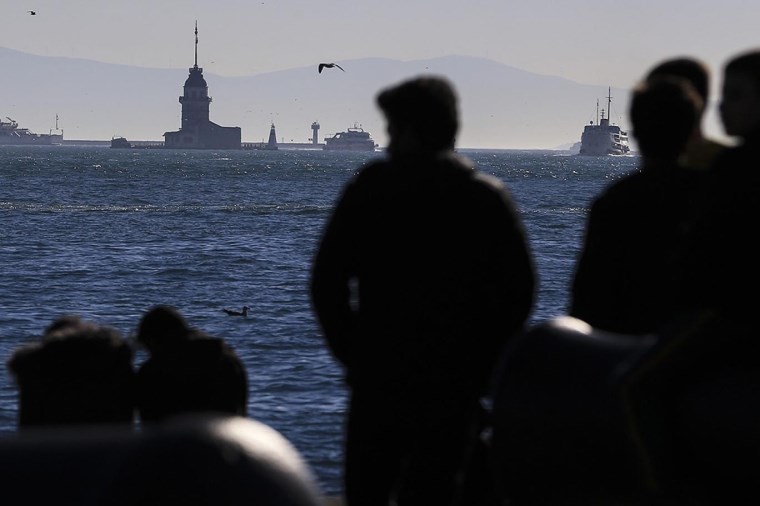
[0, 47, 633, 149]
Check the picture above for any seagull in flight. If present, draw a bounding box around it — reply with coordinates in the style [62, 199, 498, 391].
[318, 63, 344, 74]
[28, 10, 36, 15]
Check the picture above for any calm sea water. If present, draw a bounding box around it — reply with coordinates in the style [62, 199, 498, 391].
[0, 145, 638, 496]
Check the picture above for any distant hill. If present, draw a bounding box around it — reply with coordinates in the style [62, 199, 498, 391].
[0, 47, 634, 149]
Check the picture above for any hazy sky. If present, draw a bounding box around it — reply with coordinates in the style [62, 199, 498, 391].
[3, 0, 760, 143]
[4, 1, 759, 85]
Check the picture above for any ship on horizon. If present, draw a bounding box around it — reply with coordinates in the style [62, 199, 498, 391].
[323, 124, 377, 152]
[578, 88, 630, 156]
[0, 116, 63, 146]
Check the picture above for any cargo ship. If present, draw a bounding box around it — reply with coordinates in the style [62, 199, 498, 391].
[0, 116, 62, 145]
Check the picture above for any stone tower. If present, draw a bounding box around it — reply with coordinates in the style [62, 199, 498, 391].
[163, 22, 241, 149]
[180, 21, 211, 129]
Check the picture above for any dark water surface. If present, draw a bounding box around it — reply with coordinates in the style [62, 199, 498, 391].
[0, 145, 638, 495]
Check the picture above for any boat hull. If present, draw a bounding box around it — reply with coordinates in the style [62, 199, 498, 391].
[0, 134, 58, 146]
[1, 117, 62, 146]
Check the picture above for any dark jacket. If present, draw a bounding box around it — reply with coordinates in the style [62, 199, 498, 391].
[310, 151, 535, 396]
[570, 162, 711, 334]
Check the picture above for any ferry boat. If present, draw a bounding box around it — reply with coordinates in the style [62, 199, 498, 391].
[48, 114, 64, 144]
[579, 88, 630, 156]
[323, 124, 377, 152]
[110, 136, 132, 149]
[110, 136, 163, 149]
[0, 116, 61, 145]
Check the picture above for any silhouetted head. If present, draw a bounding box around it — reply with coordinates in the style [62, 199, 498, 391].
[136, 337, 248, 424]
[7, 317, 135, 429]
[630, 77, 702, 161]
[137, 305, 191, 355]
[720, 49, 760, 138]
[377, 75, 459, 155]
[646, 57, 710, 111]
[724, 49, 760, 92]
[43, 314, 85, 336]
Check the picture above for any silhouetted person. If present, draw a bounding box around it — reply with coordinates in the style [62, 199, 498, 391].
[569, 76, 708, 334]
[310, 75, 536, 506]
[688, 49, 760, 317]
[624, 52, 760, 503]
[565, 59, 760, 503]
[645, 56, 728, 170]
[135, 305, 249, 424]
[6, 315, 136, 429]
[136, 303, 195, 355]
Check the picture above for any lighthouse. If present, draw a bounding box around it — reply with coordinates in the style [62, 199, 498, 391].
[311, 121, 320, 146]
[266, 123, 279, 150]
[163, 22, 241, 149]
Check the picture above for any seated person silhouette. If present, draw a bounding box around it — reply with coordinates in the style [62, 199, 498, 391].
[135, 305, 249, 424]
[6, 315, 136, 429]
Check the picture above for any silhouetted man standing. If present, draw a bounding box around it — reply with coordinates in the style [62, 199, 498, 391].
[310, 76, 536, 506]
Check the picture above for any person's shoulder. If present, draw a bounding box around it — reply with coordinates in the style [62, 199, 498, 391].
[355, 158, 391, 176]
[471, 170, 506, 193]
[347, 158, 394, 189]
[710, 142, 751, 172]
[589, 170, 649, 209]
[686, 137, 730, 171]
[440, 153, 503, 188]
[599, 168, 645, 193]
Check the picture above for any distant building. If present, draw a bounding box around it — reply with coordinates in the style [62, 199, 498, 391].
[311, 121, 320, 146]
[266, 123, 278, 150]
[164, 22, 241, 149]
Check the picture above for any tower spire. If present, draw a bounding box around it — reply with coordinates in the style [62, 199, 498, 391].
[194, 21, 198, 69]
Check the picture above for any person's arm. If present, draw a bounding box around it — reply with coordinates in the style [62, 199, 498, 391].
[569, 195, 625, 330]
[310, 183, 360, 367]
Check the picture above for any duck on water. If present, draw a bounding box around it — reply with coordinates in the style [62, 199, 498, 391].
[223, 306, 250, 317]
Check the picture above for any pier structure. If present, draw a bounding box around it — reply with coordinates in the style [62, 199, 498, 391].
[163, 22, 241, 149]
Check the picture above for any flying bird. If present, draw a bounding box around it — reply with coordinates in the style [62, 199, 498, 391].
[28, 10, 36, 15]
[318, 63, 344, 74]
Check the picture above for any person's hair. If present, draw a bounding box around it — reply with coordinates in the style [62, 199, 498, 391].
[724, 49, 760, 93]
[630, 76, 703, 160]
[44, 314, 84, 336]
[7, 318, 135, 428]
[646, 57, 710, 110]
[376, 75, 459, 151]
[137, 305, 191, 353]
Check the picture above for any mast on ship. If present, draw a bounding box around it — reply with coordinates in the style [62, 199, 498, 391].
[50, 114, 63, 136]
[607, 87, 613, 124]
[596, 99, 599, 125]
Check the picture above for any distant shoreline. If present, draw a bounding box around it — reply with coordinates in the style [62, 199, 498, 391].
[54, 141, 588, 153]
